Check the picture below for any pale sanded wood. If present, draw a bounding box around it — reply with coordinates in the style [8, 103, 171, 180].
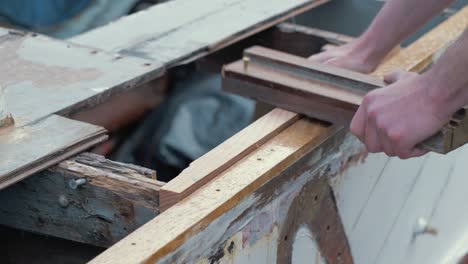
[0, 115, 107, 190]
[72, 0, 329, 66]
[373, 5, 468, 77]
[159, 108, 299, 211]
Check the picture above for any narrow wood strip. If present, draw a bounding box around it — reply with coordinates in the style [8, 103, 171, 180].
[159, 108, 299, 211]
[373, 5, 468, 77]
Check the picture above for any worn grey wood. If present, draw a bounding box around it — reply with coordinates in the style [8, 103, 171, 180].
[0, 115, 107, 189]
[0, 29, 163, 127]
[72, 0, 329, 66]
[0, 153, 164, 248]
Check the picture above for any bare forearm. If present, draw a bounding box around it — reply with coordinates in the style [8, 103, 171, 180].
[357, 0, 455, 64]
[422, 28, 468, 119]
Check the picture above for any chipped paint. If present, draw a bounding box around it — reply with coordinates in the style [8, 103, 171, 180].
[292, 226, 325, 264]
[156, 132, 357, 264]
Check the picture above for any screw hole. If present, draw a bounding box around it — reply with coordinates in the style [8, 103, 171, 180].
[326, 225, 331, 231]
[284, 235, 288, 241]
[314, 195, 318, 202]
[216, 189, 221, 192]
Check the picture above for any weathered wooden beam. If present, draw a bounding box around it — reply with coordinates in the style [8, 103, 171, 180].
[71, 0, 330, 65]
[196, 23, 354, 73]
[0, 115, 108, 190]
[0, 153, 164, 248]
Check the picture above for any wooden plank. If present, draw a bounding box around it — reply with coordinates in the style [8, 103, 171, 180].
[0, 153, 163, 248]
[196, 23, 354, 74]
[0, 115, 107, 190]
[222, 46, 461, 153]
[71, 0, 330, 66]
[91, 118, 344, 264]
[0, 29, 163, 127]
[159, 108, 299, 211]
[222, 46, 374, 124]
[372, 5, 468, 77]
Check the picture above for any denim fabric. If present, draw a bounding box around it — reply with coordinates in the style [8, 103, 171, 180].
[0, 0, 91, 27]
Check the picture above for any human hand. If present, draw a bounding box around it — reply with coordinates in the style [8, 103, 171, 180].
[308, 41, 381, 74]
[350, 70, 453, 159]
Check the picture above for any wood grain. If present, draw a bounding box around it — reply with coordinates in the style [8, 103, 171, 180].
[0, 30, 162, 127]
[0, 115, 107, 190]
[72, 0, 330, 66]
[159, 108, 299, 211]
[0, 153, 163, 248]
[372, 5, 468, 77]
[90, 118, 338, 264]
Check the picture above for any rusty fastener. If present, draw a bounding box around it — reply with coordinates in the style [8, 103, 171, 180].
[58, 195, 69, 208]
[68, 178, 87, 190]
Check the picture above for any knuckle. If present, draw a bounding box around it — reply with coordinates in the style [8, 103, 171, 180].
[375, 116, 387, 131]
[396, 150, 411, 160]
[387, 128, 403, 143]
[366, 144, 380, 153]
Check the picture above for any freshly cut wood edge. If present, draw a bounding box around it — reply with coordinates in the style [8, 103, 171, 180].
[90, 119, 337, 264]
[373, 5, 468, 77]
[68, 152, 158, 180]
[159, 108, 299, 211]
